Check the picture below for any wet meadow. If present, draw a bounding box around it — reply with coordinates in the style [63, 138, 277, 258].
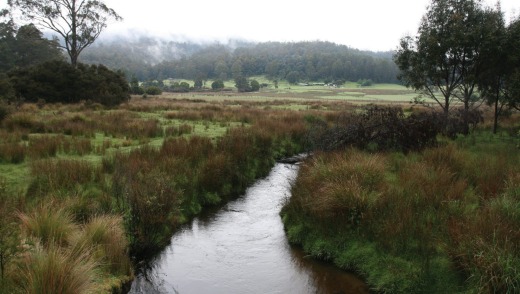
[0, 84, 518, 293]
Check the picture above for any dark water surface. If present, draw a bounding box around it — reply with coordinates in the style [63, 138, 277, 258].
[129, 163, 369, 294]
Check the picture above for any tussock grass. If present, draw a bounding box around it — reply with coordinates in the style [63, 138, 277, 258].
[72, 215, 131, 276]
[12, 243, 98, 294]
[14, 203, 132, 293]
[1, 98, 317, 292]
[293, 150, 386, 221]
[18, 203, 77, 247]
[282, 140, 520, 293]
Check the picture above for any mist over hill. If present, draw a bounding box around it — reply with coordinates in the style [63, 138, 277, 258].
[80, 33, 399, 83]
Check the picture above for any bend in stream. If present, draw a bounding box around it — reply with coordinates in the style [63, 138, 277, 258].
[129, 163, 368, 294]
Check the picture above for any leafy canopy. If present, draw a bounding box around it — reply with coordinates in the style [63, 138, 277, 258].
[8, 0, 122, 66]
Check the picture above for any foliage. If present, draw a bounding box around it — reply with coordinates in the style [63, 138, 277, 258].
[193, 77, 203, 89]
[211, 79, 225, 90]
[129, 76, 144, 95]
[144, 86, 162, 95]
[104, 109, 307, 254]
[0, 22, 63, 73]
[234, 76, 260, 92]
[7, 60, 130, 106]
[308, 105, 447, 152]
[286, 71, 300, 84]
[356, 79, 373, 87]
[394, 0, 498, 114]
[234, 76, 251, 92]
[8, 0, 122, 66]
[250, 79, 260, 91]
[81, 40, 399, 84]
[167, 81, 190, 92]
[479, 14, 520, 133]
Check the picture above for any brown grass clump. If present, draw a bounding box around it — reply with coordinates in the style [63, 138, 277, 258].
[28, 159, 102, 196]
[0, 142, 26, 163]
[292, 150, 387, 223]
[284, 139, 520, 292]
[12, 243, 98, 294]
[71, 215, 131, 276]
[18, 203, 77, 247]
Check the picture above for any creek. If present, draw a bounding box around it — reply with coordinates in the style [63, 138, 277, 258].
[129, 162, 368, 294]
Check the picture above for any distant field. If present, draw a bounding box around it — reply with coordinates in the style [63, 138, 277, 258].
[159, 78, 417, 104]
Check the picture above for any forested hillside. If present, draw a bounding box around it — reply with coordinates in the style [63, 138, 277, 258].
[80, 37, 399, 83]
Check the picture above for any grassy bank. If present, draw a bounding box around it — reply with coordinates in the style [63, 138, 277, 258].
[0, 97, 317, 293]
[281, 131, 520, 292]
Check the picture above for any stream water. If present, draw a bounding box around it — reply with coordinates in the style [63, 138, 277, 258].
[129, 163, 369, 294]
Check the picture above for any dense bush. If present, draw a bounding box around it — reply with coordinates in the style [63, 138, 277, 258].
[211, 79, 225, 90]
[144, 86, 162, 95]
[308, 106, 482, 153]
[7, 60, 130, 106]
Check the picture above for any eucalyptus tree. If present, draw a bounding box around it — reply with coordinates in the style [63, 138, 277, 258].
[479, 14, 520, 133]
[394, 0, 491, 115]
[8, 0, 122, 67]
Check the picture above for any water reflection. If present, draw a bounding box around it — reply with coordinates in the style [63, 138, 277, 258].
[129, 163, 368, 294]
[289, 248, 369, 294]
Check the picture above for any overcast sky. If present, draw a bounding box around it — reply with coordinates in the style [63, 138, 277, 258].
[2, 0, 519, 51]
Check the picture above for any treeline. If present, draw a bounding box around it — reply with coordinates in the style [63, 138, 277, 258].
[81, 38, 399, 83]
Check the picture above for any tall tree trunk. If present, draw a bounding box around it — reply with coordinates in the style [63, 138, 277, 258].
[493, 87, 499, 134]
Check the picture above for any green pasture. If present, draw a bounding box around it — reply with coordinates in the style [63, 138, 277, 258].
[161, 77, 416, 103]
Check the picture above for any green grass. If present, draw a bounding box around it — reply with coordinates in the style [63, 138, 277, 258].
[0, 163, 30, 194]
[281, 137, 520, 293]
[160, 76, 416, 103]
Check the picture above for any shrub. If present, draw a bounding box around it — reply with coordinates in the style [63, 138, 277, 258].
[309, 106, 443, 152]
[211, 79, 225, 90]
[7, 60, 130, 106]
[144, 86, 162, 95]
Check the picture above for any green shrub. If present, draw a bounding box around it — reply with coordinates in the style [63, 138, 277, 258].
[8, 60, 130, 106]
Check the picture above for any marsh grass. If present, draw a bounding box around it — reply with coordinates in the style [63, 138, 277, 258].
[18, 203, 77, 248]
[1, 98, 315, 292]
[164, 123, 193, 137]
[12, 243, 98, 294]
[0, 142, 26, 164]
[72, 215, 131, 276]
[3, 112, 45, 133]
[282, 140, 520, 292]
[28, 159, 102, 197]
[27, 135, 60, 158]
[15, 202, 131, 293]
